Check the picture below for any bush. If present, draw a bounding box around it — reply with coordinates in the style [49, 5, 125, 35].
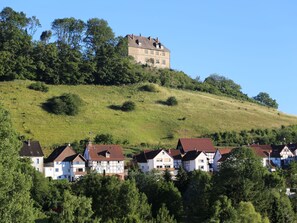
[45, 93, 83, 116]
[94, 133, 114, 144]
[121, 101, 136, 111]
[139, 84, 159, 92]
[28, 82, 49, 92]
[166, 96, 178, 106]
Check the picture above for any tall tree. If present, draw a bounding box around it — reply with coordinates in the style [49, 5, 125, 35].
[253, 92, 278, 109]
[0, 105, 36, 222]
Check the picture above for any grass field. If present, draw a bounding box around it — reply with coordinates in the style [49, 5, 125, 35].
[1, 80, 297, 155]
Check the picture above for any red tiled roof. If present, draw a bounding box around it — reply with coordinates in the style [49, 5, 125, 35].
[178, 138, 216, 153]
[166, 149, 182, 160]
[133, 149, 164, 163]
[218, 148, 232, 155]
[86, 144, 124, 161]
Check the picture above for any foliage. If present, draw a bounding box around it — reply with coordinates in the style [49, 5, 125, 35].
[0, 105, 36, 222]
[28, 81, 49, 92]
[205, 125, 297, 146]
[139, 84, 159, 92]
[44, 93, 83, 115]
[121, 101, 136, 111]
[155, 204, 177, 223]
[94, 133, 114, 144]
[166, 96, 178, 106]
[254, 92, 278, 109]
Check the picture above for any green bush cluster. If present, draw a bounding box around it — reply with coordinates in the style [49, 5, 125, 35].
[121, 101, 136, 111]
[28, 82, 49, 92]
[45, 93, 83, 116]
[139, 84, 159, 92]
[166, 96, 178, 106]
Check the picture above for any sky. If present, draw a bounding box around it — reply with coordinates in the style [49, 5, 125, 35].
[1, 1, 297, 114]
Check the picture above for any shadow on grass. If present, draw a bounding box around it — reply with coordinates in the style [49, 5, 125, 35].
[108, 105, 122, 111]
[155, 100, 168, 106]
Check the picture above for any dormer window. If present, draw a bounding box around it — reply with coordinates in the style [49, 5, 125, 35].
[106, 151, 110, 158]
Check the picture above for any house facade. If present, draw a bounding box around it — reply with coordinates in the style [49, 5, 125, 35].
[19, 140, 44, 173]
[182, 150, 209, 172]
[177, 138, 216, 169]
[133, 149, 174, 174]
[83, 143, 125, 180]
[44, 145, 87, 181]
[213, 148, 232, 172]
[127, 34, 170, 68]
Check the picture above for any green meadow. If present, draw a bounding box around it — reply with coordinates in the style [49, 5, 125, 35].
[1, 80, 297, 154]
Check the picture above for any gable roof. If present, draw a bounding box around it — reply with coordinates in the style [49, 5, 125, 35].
[86, 144, 124, 161]
[127, 34, 170, 52]
[20, 140, 44, 157]
[178, 138, 216, 153]
[182, 150, 206, 161]
[45, 145, 82, 163]
[133, 149, 166, 163]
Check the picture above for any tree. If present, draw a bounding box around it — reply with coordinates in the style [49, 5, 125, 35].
[155, 204, 176, 223]
[0, 105, 36, 222]
[235, 201, 267, 223]
[163, 169, 172, 182]
[121, 101, 136, 111]
[175, 166, 189, 194]
[94, 133, 114, 144]
[253, 92, 278, 109]
[166, 96, 178, 106]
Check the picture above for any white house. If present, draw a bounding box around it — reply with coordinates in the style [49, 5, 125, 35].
[212, 148, 232, 172]
[44, 144, 87, 181]
[83, 143, 125, 180]
[182, 150, 209, 172]
[176, 138, 216, 169]
[19, 140, 44, 173]
[133, 149, 174, 174]
[270, 145, 295, 168]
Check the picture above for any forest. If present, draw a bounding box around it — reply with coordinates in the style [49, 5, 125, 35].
[0, 7, 277, 108]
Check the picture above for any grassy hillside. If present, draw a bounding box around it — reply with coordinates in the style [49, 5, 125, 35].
[1, 80, 297, 153]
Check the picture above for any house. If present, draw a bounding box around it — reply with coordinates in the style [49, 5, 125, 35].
[167, 149, 182, 170]
[19, 140, 44, 173]
[176, 138, 216, 169]
[126, 34, 170, 68]
[83, 143, 125, 180]
[270, 144, 295, 167]
[249, 144, 275, 170]
[182, 150, 209, 172]
[44, 144, 87, 181]
[133, 149, 174, 174]
[213, 148, 233, 172]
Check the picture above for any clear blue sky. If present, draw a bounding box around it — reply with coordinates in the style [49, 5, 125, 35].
[1, 1, 297, 114]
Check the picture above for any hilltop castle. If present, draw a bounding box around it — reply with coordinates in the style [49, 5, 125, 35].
[126, 34, 170, 68]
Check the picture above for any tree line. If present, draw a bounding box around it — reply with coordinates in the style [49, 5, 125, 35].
[0, 7, 278, 108]
[204, 125, 297, 146]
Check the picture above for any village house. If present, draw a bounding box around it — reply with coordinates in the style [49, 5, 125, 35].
[126, 34, 170, 68]
[167, 149, 182, 170]
[182, 150, 209, 172]
[176, 138, 216, 170]
[269, 144, 296, 167]
[83, 143, 125, 180]
[44, 144, 87, 181]
[19, 140, 44, 173]
[133, 149, 174, 174]
[212, 148, 233, 172]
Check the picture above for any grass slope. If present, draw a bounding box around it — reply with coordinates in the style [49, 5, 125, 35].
[1, 80, 297, 152]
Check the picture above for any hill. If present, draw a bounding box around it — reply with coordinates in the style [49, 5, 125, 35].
[1, 80, 297, 152]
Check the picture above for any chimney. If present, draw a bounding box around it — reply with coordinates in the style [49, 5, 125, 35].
[68, 143, 71, 147]
[156, 37, 159, 43]
[28, 139, 30, 146]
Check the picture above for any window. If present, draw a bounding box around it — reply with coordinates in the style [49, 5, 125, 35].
[78, 168, 83, 172]
[156, 51, 159, 55]
[162, 52, 165, 56]
[200, 166, 204, 169]
[36, 158, 39, 164]
[145, 49, 148, 54]
[162, 60, 166, 65]
[156, 59, 160, 64]
[156, 158, 162, 162]
[200, 159, 204, 163]
[150, 50, 154, 55]
[55, 168, 59, 172]
[68, 169, 70, 173]
[165, 165, 171, 168]
[107, 161, 110, 165]
[157, 165, 163, 169]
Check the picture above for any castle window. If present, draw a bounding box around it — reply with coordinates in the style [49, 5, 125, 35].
[150, 50, 154, 55]
[162, 60, 166, 65]
[162, 52, 165, 56]
[156, 59, 160, 64]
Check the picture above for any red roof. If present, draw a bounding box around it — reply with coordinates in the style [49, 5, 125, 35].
[86, 144, 124, 161]
[218, 148, 233, 155]
[166, 149, 182, 160]
[178, 138, 216, 153]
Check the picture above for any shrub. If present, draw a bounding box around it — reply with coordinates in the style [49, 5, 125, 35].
[45, 93, 83, 116]
[121, 101, 136, 111]
[28, 82, 49, 92]
[166, 96, 178, 106]
[139, 84, 159, 92]
[94, 133, 114, 144]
